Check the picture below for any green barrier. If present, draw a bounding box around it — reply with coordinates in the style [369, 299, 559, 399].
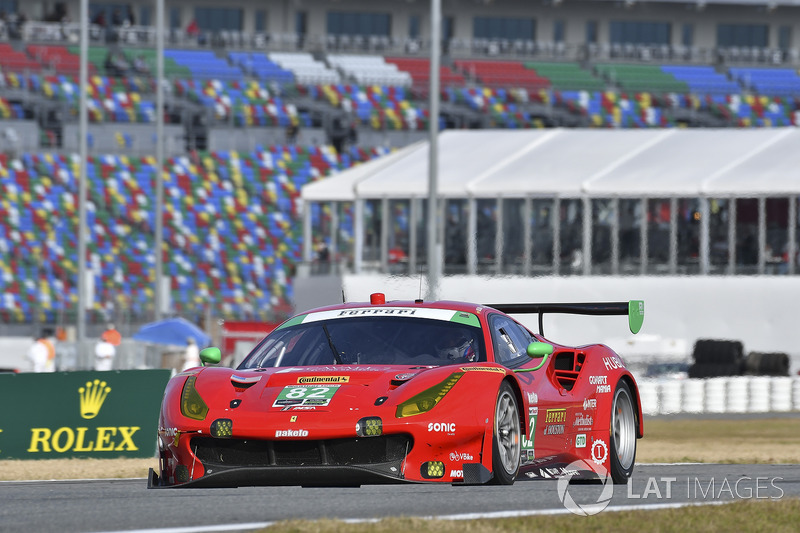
[0, 370, 171, 459]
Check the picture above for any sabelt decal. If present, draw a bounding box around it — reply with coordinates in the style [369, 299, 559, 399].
[459, 366, 506, 373]
[297, 376, 350, 384]
[273, 385, 340, 407]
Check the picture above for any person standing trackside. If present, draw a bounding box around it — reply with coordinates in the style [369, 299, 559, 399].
[28, 330, 56, 372]
[94, 338, 116, 371]
[182, 337, 201, 371]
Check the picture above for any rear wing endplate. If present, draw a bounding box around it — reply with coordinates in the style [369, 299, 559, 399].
[485, 300, 644, 337]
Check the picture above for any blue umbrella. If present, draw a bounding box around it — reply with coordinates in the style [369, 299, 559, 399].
[132, 317, 211, 348]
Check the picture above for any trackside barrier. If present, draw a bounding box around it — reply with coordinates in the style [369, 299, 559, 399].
[0, 370, 171, 459]
[640, 377, 800, 416]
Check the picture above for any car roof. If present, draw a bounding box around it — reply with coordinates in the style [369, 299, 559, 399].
[300, 295, 493, 317]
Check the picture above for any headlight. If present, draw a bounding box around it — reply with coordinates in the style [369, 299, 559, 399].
[180, 376, 209, 421]
[395, 372, 464, 418]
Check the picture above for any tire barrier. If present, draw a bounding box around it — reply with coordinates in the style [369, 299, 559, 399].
[744, 352, 790, 376]
[692, 339, 744, 366]
[727, 376, 749, 413]
[640, 377, 800, 416]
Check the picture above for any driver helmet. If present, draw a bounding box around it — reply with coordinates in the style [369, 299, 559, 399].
[436, 331, 477, 362]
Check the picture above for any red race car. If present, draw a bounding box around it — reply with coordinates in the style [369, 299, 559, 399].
[149, 294, 644, 488]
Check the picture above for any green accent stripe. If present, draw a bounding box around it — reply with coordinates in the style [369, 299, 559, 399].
[277, 314, 307, 330]
[449, 311, 480, 328]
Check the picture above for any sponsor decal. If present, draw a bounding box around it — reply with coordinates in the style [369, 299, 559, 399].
[583, 398, 597, 410]
[28, 380, 140, 453]
[280, 405, 318, 411]
[574, 414, 593, 427]
[576, 434, 587, 448]
[459, 366, 506, 373]
[450, 469, 463, 478]
[544, 424, 565, 435]
[273, 385, 340, 407]
[588, 375, 607, 385]
[290, 416, 297, 422]
[80, 380, 111, 419]
[337, 308, 417, 316]
[297, 376, 349, 384]
[428, 422, 456, 433]
[597, 385, 612, 394]
[527, 391, 538, 404]
[602, 356, 625, 371]
[544, 408, 566, 423]
[592, 439, 609, 465]
[522, 416, 537, 451]
[449, 451, 474, 461]
[529, 406, 538, 417]
[275, 429, 309, 438]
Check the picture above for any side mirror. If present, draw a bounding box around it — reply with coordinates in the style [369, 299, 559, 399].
[199, 347, 221, 366]
[526, 342, 553, 371]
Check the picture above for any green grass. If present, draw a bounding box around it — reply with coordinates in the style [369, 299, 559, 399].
[259, 499, 800, 532]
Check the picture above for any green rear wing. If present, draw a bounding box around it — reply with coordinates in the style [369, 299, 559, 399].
[485, 300, 644, 337]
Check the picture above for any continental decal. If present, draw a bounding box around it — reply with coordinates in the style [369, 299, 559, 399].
[459, 366, 506, 374]
[297, 376, 350, 384]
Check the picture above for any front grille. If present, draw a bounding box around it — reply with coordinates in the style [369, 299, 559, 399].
[192, 435, 413, 467]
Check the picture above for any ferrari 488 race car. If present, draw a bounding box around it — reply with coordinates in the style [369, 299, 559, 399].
[149, 294, 644, 488]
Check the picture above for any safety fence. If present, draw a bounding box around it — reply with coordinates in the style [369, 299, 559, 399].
[638, 376, 800, 416]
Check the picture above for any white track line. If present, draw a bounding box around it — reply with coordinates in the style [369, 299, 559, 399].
[97, 499, 737, 533]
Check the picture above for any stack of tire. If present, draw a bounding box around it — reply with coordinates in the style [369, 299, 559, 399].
[743, 351, 790, 376]
[688, 339, 744, 378]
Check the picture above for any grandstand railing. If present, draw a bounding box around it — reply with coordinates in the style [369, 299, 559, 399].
[9, 22, 800, 66]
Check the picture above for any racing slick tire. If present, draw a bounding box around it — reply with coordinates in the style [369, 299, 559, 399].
[609, 380, 637, 485]
[490, 381, 521, 485]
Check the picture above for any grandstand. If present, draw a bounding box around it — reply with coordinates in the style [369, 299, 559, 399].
[0, 0, 799, 360]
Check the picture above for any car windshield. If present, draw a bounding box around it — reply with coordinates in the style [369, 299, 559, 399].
[239, 313, 486, 369]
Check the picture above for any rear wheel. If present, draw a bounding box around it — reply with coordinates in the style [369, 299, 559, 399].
[609, 380, 637, 484]
[491, 382, 521, 485]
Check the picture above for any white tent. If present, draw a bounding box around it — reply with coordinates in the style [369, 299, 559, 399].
[300, 128, 800, 201]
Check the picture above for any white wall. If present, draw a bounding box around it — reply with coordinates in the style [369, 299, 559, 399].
[340, 274, 800, 375]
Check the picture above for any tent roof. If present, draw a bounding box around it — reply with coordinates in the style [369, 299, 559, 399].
[301, 128, 800, 202]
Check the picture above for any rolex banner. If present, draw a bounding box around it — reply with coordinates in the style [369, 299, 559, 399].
[0, 370, 171, 459]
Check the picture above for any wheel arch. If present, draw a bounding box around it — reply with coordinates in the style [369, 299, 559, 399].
[618, 374, 643, 439]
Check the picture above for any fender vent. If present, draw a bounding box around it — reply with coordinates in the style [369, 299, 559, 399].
[552, 352, 585, 391]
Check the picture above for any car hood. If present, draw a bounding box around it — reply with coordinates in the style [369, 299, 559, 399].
[190, 364, 455, 414]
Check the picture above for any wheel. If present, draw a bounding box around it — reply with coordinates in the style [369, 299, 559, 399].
[491, 381, 521, 485]
[609, 380, 637, 484]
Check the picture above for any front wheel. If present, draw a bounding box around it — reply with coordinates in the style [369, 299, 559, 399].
[491, 381, 521, 485]
[609, 380, 637, 484]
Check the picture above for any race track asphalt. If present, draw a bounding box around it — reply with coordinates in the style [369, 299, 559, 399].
[1, 463, 798, 533]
